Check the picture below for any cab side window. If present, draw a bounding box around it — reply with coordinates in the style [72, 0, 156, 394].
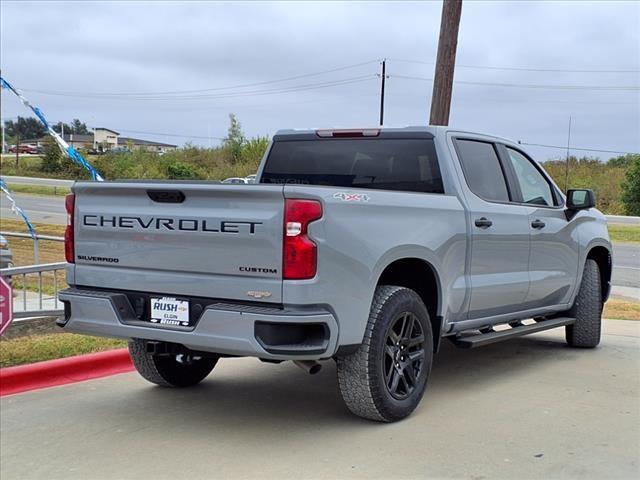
[455, 139, 510, 202]
[505, 148, 555, 206]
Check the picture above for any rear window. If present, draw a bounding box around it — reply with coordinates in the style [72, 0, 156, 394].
[454, 139, 510, 202]
[261, 139, 444, 194]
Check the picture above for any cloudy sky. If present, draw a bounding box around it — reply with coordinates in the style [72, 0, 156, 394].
[1, 0, 638, 161]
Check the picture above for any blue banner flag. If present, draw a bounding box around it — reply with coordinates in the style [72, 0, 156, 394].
[1, 76, 104, 181]
[0, 178, 37, 239]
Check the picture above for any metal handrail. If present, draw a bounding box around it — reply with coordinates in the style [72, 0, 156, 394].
[1, 230, 64, 264]
[1, 262, 67, 275]
[1, 231, 65, 242]
[1, 262, 68, 320]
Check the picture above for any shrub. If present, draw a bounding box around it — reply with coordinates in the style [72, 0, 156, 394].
[41, 137, 62, 173]
[166, 161, 200, 179]
[621, 157, 640, 216]
[241, 136, 270, 165]
[542, 156, 627, 214]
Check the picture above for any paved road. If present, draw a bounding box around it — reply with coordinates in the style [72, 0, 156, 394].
[1, 320, 638, 480]
[612, 243, 639, 289]
[1, 175, 74, 187]
[0, 192, 66, 225]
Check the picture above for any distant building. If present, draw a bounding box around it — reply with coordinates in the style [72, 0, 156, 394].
[60, 133, 94, 150]
[26, 128, 177, 153]
[93, 128, 120, 150]
[118, 137, 178, 153]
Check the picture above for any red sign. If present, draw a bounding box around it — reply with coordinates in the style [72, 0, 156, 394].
[0, 276, 13, 336]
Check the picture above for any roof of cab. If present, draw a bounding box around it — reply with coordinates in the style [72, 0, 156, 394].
[272, 125, 515, 145]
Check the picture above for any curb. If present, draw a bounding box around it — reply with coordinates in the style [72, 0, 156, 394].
[0, 348, 133, 397]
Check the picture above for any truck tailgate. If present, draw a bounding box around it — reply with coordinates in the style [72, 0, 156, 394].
[72, 182, 284, 303]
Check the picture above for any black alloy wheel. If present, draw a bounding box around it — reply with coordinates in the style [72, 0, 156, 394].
[383, 311, 426, 400]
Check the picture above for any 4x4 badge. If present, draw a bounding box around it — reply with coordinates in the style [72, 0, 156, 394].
[333, 192, 370, 202]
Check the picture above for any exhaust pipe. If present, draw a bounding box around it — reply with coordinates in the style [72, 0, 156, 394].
[293, 360, 322, 375]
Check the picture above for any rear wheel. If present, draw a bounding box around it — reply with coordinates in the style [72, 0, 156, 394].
[337, 286, 434, 422]
[128, 339, 219, 387]
[566, 259, 602, 348]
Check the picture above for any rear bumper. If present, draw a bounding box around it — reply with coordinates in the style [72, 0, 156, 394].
[58, 288, 339, 361]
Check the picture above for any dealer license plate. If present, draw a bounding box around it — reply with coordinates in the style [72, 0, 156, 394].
[149, 297, 190, 327]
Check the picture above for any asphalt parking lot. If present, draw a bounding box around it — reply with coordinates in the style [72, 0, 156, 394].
[1, 320, 638, 480]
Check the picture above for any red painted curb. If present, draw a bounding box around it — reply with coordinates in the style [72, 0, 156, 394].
[0, 348, 134, 396]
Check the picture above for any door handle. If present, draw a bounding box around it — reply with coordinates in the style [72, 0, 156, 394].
[474, 217, 493, 229]
[531, 219, 546, 229]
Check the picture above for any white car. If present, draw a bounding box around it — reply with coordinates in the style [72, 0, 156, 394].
[222, 177, 249, 184]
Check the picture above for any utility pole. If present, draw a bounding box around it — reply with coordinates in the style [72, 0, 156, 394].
[379, 59, 386, 126]
[564, 116, 572, 192]
[429, 0, 463, 126]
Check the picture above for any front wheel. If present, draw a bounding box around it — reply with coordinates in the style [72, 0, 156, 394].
[566, 259, 602, 348]
[337, 286, 434, 422]
[128, 339, 219, 387]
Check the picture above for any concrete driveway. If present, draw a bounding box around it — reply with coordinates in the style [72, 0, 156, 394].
[1, 320, 638, 480]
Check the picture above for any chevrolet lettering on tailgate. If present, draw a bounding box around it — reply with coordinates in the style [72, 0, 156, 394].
[82, 215, 262, 234]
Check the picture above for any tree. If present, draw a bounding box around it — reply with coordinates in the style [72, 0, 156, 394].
[41, 136, 62, 173]
[621, 156, 640, 216]
[223, 113, 245, 164]
[608, 153, 640, 168]
[70, 119, 89, 134]
[52, 118, 90, 135]
[4, 116, 46, 140]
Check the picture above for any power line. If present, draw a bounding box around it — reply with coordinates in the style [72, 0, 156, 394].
[519, 142, 638, 155]
[21, 60, 381, 97]
[115, 128, 225, 140]
[19, 75, 378, 101]
[389, 58, 640, 74]
[390, 74, 640, 91]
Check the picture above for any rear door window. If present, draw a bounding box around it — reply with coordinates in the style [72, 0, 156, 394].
[261, 138, 444, 194]
[454, 139, 510, 202]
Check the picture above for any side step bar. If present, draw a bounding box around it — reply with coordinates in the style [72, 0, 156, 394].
[452, 317, 576, 349]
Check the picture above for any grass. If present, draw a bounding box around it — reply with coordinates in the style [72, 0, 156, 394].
[2, 219, 67, 294]
[6, 183, 71, 197]
[0, 333, 127, 368]
[1, 155, 45, 176]
[608, 224, 640, 244]
[605, 298, 640, 321]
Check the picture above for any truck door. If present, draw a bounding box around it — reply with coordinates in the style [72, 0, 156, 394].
[453, 138, 532, 320]
[499, 146, 580, 308]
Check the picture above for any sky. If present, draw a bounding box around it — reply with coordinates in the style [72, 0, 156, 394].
[1, 0, 639, 161]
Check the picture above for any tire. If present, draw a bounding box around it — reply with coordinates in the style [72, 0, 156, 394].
[566, 259, 602, 348]
[128, 339, 219, 387]
[336, 286, 434, 422]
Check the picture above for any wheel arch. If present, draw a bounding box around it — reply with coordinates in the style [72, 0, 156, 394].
[586, 245, 612, 302]
[376, 257, 443, 351]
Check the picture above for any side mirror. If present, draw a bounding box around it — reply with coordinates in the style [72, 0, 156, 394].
[566, 189, 596, 210]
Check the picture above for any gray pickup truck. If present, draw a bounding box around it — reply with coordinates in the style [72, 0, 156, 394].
[59, 126, 611, 422]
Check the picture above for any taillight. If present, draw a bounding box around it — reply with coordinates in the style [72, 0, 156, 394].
[283, 199, 323, 280]
[64, 193, 75, 263]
